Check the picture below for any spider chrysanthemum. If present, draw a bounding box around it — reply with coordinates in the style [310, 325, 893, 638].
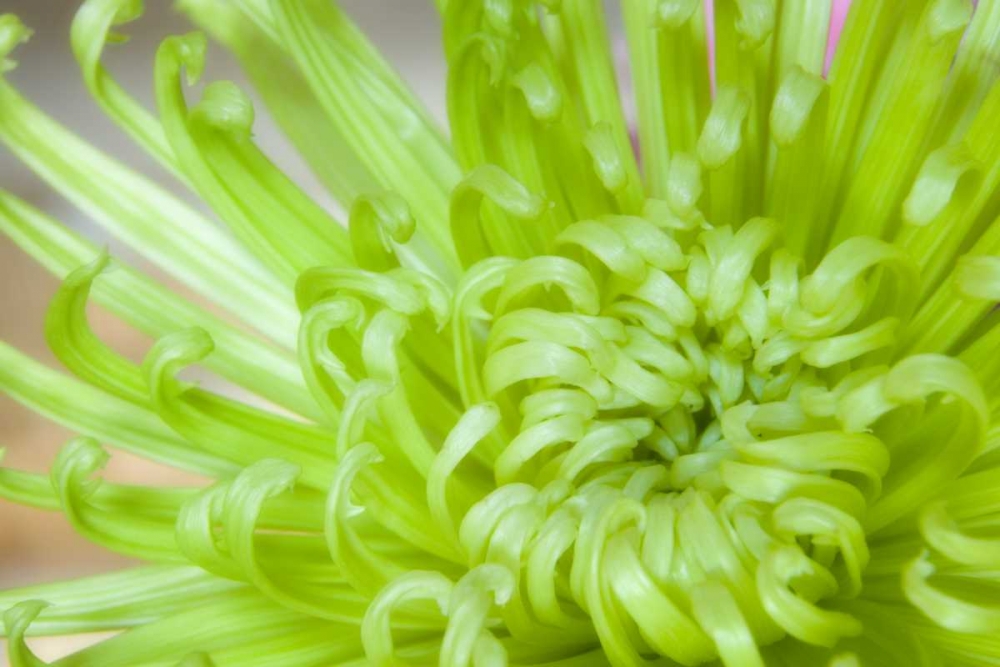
[1, 0, 1000, 664]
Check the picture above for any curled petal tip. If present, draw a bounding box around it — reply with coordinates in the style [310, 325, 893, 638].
[0, 14, 32, 71]
[193, 81, 255, 136]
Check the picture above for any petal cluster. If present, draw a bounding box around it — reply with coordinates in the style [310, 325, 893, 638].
[1, 1, 1000, 666]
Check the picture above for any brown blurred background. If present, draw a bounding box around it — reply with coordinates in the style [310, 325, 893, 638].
[0, 0, 447, 660]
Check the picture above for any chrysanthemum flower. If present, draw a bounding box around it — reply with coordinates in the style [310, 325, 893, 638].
[1, 0, 999, 664]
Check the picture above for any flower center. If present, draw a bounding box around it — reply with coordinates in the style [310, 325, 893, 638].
[430, 201, 924, 661]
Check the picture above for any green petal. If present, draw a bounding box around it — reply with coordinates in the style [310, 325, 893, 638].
[0, 341, 233, 476]
[0, 192, 315, 415]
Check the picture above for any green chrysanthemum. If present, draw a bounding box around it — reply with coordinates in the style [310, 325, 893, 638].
[1, 0, 1000, 664]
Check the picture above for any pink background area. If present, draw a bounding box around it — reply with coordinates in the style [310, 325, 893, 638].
[828, 0, 853, 69]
